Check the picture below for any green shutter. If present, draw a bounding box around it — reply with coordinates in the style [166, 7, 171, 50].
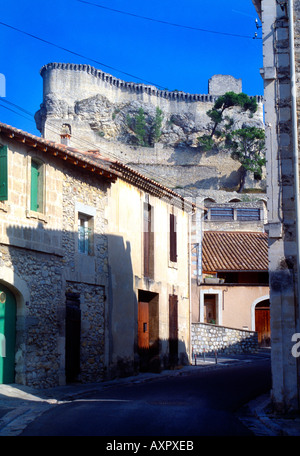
[30, 161, 39, 211]
[0, 145, 8, 201]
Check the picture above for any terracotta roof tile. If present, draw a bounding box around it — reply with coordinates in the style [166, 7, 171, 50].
[0, 121, 195, 210]
[202, 231, 269, 272]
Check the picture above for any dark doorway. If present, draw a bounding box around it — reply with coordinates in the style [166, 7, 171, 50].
[204, 294, 217, 324]
[65, 292, 81, 383]
[255, 299, 271, 347]
[169, 294, 178, 367]
[138, 290, 159, 372]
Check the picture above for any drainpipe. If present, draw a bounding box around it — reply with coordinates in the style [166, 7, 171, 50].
[188, 212, 192, 364]
[288, 0, 300, 407]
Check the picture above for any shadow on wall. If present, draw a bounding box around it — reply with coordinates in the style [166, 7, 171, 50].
[0, 222, 135, 387]
[1, 222, 190, 386]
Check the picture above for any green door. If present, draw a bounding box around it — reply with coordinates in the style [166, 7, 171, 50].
[0, 285, 16, 384]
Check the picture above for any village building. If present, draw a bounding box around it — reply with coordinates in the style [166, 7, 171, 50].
[252, 0, 300, 412]
[0, 61, 272, 389]
[191, 199, 269, 357]
[0, 121, 192, 387]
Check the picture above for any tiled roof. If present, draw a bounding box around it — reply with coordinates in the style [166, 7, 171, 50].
[0, 121, 193, 210]
[202, 231, 269, 272]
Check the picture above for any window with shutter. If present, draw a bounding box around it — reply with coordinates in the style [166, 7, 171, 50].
[30, 159, 44, 212]
[170, 213, 177, 263]
[143, 202, 154, 278]
[78, 213, 93, 255]
[0, 145, 8, 201]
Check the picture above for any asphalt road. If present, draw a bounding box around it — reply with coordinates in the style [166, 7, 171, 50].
[21, 356, 271, 437]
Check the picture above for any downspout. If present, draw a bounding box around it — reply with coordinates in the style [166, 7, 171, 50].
[188, 211, 192, 363]
[288, 0, 300, 406]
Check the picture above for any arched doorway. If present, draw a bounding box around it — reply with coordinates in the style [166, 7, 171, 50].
[0, 284, 16, 383]
[255, 299, 270, 347]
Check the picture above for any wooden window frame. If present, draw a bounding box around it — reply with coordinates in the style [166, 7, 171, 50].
[169, 213, 177, 263]
[77, 212, 94, 256]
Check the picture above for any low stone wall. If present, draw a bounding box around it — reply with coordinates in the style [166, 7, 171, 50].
[191, 322, 258, 357]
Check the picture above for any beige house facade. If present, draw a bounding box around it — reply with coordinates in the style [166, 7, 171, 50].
[0, 121, 192, 387]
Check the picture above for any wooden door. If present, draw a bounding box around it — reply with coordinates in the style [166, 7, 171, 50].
[255, 304, 270, 347]
[169, 295, 178, 365]
[138, 301, 149, 349]
[0, 285, 16, 384]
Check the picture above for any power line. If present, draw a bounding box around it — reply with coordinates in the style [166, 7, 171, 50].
[77, 0, 256, 39]
[0, 21, 167, 89]
[0, 102, 33, 122]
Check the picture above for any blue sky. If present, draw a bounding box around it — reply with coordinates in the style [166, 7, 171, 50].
[0, 0, 262, 136]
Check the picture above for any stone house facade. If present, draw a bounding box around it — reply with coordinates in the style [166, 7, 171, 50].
[0, 121, 192, 387]
[252, 0, 300, 412]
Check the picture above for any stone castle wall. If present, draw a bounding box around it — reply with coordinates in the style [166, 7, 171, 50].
[40, 63, 262, 109]
[35, 64, 265, 198]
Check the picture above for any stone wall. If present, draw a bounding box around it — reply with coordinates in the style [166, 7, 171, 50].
[65, 281, 106, 383]
[191, 322, 258, 356]
[208, 74, 242, 96]
[0, 134, 111, 388]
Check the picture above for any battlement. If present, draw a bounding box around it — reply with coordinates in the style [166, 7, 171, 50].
[40, 62, 263, 104]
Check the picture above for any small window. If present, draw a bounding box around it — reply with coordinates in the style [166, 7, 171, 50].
[210, 207, 234, 221]
[30, 159, 44, 212]
[0, 145, 8, 201]
[236, 208, 260, 221]
[78, 213, 93, 255]
[170, 213, 177, 263]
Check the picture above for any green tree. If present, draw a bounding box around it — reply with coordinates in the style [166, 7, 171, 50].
[198, 92, 258, 150]
[127, 106, 164, 147]
[150, 107, 164, 145]
[134, 108, 147, 146]
[227, 126, 266, 193]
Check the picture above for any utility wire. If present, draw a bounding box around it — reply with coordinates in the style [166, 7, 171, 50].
[0, 21, 167, 89]
[77, 0, 256, 39]
[0, 102, 33, 122]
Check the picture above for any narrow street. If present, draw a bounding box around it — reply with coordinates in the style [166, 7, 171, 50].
[20, 354, 271, 437]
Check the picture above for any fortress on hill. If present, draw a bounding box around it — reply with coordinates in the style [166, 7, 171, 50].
[35, 62, 265, 202]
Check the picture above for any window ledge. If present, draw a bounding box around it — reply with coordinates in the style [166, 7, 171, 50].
[26, 209, 48, 223]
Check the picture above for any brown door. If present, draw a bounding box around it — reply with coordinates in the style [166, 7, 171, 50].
[169, 294, 178, 365]
[138, 301, 149, 349]
[255, 301, 271, 347]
